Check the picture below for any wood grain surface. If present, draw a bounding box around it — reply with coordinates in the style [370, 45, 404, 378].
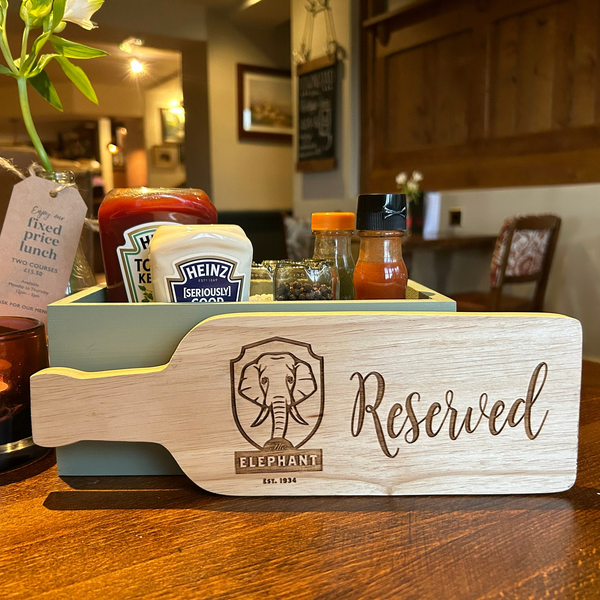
[1, 360, 600, 599]
[31, 312, 582, 495]
[361, 0, 600, 191]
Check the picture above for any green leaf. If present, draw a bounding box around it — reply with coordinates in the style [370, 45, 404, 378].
[52, 0, 66, 29]
[56, 56, 98, 103]
[28, 69, 62, 111]
[50, 36, 107, 59]
[28, 53, 58, 77]
[0, 64, 14, 76]
[28, 32, 51, 63]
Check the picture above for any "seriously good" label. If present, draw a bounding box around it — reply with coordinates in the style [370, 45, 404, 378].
[167, 257, 243, 302]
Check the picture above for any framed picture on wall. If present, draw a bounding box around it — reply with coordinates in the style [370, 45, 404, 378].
[161, 106, 185, 144]
[237, 64, 293, 143]
[152, 145, 180, 168]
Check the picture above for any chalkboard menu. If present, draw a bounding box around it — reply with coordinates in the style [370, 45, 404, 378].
[297, 55, 337, 172]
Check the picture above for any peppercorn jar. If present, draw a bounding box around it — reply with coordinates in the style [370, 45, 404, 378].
[275, 260, 339, 301]
[311, 212, 356, 300]
[353, 194, 408, 300]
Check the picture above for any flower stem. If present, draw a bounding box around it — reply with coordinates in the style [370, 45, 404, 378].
[17, 76, 52, 172]
[20, 24, 29, 67]
[0, 13, 18, 74]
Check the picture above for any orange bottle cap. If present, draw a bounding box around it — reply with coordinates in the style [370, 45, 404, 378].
[311, 212, 356, 231]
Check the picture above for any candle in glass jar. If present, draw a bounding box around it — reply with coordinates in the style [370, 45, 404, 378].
[0, 359, 9, 393]
[0, 317, 48, 470]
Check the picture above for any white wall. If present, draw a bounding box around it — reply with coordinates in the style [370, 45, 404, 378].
[144, 77, 186, 188]
[207, 10, 293, 211]
[409, 185, 600, 359]
[291, 0, 360, 218]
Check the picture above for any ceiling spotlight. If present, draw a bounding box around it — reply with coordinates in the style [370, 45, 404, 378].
[130, 59, 144, 74]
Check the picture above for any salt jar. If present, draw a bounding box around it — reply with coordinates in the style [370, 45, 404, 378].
[250, 262, 275, 297]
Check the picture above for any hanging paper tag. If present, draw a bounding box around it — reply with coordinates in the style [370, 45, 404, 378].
[0, 175, 87, 326]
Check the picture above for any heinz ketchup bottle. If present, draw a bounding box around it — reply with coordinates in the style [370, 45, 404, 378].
[98, 188, 217, 302]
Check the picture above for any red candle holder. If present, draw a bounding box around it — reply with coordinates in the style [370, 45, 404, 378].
[0, 317, 50, 472]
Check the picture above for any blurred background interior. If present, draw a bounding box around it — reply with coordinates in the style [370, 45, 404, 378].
[0, 0, 599, 359]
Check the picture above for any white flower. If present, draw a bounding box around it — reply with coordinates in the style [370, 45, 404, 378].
[63, 0, 104, 30]
[407, 181, 419, 193]
[395, 172, 407, 186]
[411, 171, 423, 183]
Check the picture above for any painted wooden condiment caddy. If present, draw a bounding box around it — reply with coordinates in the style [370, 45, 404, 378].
[47, 281, 455, 476]
[31, 310, 582, 496]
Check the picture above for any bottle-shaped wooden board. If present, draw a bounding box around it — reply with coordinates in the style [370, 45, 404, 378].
[31, 312, 582, 496]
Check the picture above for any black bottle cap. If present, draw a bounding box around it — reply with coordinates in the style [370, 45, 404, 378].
[356, 194, 407, 231]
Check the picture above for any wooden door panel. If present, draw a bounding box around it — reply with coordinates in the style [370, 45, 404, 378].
[490, 14, 520, 137]
[434, 31, 471, 145]
[362, 0, 600, 190]
[491, 2, 558, 137]
[380, 30, 472, 153]
[385, 43, 434, 152]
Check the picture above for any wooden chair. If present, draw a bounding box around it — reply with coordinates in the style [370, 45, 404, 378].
[453, 214, 561, 312]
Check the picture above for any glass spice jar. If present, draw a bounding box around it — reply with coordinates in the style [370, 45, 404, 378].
[250, 262, 275, 297]
[275, 260, 339, 301]
[311, 212, 356, 300]
[39, 170, 96, 294]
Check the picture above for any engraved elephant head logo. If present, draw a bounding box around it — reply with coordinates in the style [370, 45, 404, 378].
[231, 338, 324, 450]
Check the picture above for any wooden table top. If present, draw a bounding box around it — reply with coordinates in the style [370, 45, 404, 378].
[402, 232, 497, 252]
[2, 361, 600, 599]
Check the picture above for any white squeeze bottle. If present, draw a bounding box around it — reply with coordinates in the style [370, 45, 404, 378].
[149, 224, 253, 303]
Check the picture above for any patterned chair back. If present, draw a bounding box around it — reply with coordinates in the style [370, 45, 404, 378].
[489, 214, 561, 310]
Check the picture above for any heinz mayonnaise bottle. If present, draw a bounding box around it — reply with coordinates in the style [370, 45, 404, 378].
[149, 224, 253, 303]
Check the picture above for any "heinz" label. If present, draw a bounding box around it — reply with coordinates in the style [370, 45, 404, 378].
[118, 222, 177, 302]
[167, 257, 243, 302]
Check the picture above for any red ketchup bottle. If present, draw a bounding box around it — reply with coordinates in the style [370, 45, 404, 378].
[98, 188, 218, 302]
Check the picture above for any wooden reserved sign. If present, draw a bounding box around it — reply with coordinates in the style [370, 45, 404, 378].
[31, 312, 582, 496]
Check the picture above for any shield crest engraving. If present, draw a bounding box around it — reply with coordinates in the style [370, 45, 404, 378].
[231, 337, 325, 450]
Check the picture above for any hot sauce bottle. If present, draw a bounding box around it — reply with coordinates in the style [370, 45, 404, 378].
[98, 188, 217, 302]
[353, 194, 408, 300]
